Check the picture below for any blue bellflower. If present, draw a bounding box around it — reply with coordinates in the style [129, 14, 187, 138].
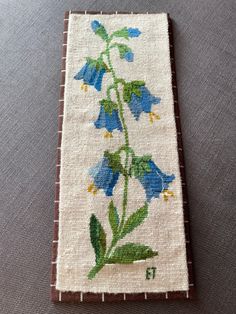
[94, 103, 123, 137]
[138, 160, 175, 202]
[129, 86, 161, 121]
[88, 157, 120, 196]
[74, 59, 107, 92]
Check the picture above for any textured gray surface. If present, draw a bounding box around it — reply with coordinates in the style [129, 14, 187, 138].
[0, 0, 235, 313]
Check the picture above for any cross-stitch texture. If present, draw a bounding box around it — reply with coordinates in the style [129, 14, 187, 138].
[73, 19, 176, 280]
[56, 13, 188, 293]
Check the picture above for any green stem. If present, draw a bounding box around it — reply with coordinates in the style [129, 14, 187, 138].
[117, 145, 135, 157]
[115, 78, 126, 86]
[87, 262, 105, 280]
[89, 41, 132, 279]
[106, 83, 116, 101]
[105, 40, 130, 245]
[104, 235, 119, 259]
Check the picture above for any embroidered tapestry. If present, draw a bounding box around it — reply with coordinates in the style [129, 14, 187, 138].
[51, 11, 194, 302]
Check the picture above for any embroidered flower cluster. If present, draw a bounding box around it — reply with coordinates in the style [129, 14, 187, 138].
[74, 20, 175, 279]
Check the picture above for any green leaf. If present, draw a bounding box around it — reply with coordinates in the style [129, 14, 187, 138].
[123, 82, 134, 103]
[86, 57, 110, 72]
[89, 214, 106, 264]
[95, 25, 108, 41]
[123, 81, 146, 103]
[108, 201, 119, 236]
[120, 203, 148, 239]
[104, 151, 124, 174]
[143, 163, 151, 172]
[114, 43, 132, 59]
[86, 57, 97, 67]
[132, 80, 145, 87]
[112, 27, 129, 40]
[132, 86, 142, 97]
[107, 243, 158, 264]
[130, 155, 152, 178]
[142, 155, 152, 161]
[97, 59, 110, 72]
[101, 99, 118, 115]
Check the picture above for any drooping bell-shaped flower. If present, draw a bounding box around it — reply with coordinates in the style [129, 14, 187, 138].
[74, 58, 108, 91]
[137, 160, 175, 202]
[88, 157, 120, 197]
[128, 86, 161, 121]
[94, 100, 123, 137]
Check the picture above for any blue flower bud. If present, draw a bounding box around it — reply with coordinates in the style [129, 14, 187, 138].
[91, 20, 101, 32]
[91, 20, 108, 40]
[127, 28, 141, 37]
[124, 51, 134, 62]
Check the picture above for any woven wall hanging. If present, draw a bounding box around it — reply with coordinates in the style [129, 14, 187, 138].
[51, 11, 195, 302]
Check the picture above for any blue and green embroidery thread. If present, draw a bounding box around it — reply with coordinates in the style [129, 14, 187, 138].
[74, 20, 175, 279]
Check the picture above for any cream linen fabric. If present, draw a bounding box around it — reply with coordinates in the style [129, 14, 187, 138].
[56, 13, 188, 293]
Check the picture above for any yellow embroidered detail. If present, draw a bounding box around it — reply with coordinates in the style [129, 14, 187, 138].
[149, 112, 160, 123]
[81, 83, 88, 92]
[104, 131, 113, 138]
[88, 183, 98, 195]
[162, 190, 174, 201]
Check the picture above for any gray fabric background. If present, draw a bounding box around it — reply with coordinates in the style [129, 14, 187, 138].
[0, 0, 235, 313]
